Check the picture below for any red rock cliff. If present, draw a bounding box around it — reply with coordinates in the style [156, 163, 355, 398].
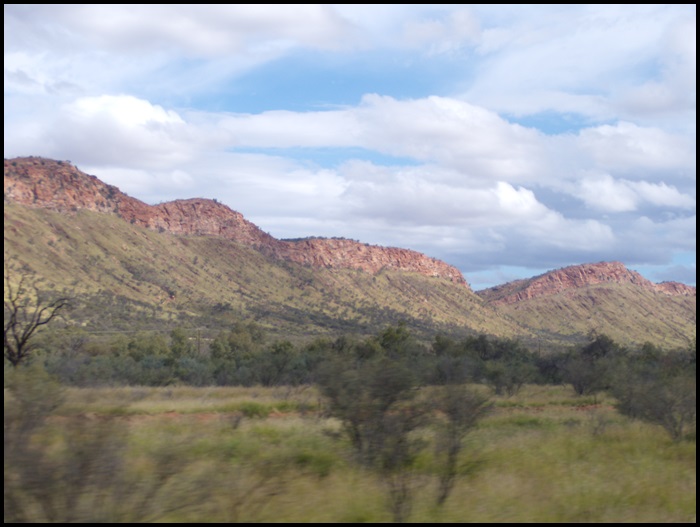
[271, 237, 466, 284]
[4, 157, 469, 287]
[478, 261, 695, 304]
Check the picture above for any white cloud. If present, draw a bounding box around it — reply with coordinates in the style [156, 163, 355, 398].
[576, 173, 695, 213]
[3, 5, 359, 103]
[634, 181, 696, 209]
[49, 95, 193, 169]
[619, 15, 696, 116]
[462, 5, 696, 124]
[6, 5, 356, 57]
[213, 95, 547, 183]
[401, 7, 480, 55]
[67, 95, 184, 128]
[577, 173, 638, 212]
[3, 5, 695, 287]
[217, 109, 358, 148]
[577, 122, 696, 174]
[85, 167, 195, 201]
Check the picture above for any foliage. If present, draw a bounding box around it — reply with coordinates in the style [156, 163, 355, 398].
[560, 335, 621, 397]
[432, 384, 491, 506]
[4, 381, 695, 522]
[4, 264, 68, 367]
[316, 325, 497, 520]
[316, 354, 419, 467]
[609, 346, 696, 442]
[5, 202, 535, 343]
[491, 281, 697, 349]
[316, 327, 431, 522]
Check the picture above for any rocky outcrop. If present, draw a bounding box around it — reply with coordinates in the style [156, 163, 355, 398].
[478, 261, 695, 305]
[271, 237, 466, 283]
[149, 199, 277, 246]
[4, 157, 135, 215]
[3, 157, 276, 246]
[655, 281, 696, 297]
[4, 156, 469, 287]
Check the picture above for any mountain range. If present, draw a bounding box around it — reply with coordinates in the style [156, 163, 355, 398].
[4, 156, 696, 348]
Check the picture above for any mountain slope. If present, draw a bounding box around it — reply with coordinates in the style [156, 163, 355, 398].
[4, 157, 695, 347]
[477, 262, 696, 348]
[3, 202, 525, 339]
[3, 157, 520, 340]
[4, 157, 466, 285]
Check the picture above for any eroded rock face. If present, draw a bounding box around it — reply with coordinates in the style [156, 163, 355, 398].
[271, 237, 466, 284]
[478, 261, 695, 304]
[4, 157, 469, 287]
[4, 157, 133, 215]
[654, 281, 696, 297]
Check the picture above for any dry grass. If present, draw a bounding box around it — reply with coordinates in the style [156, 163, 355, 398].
[6, 382, 695, 522]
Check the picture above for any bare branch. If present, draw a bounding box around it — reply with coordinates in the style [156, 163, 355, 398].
[4, 264, 68, 367]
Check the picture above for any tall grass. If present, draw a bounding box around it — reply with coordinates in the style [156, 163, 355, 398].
[5, 381, 695, 522]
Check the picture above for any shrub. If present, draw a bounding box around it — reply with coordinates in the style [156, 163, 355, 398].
[612, 371, 695, 442]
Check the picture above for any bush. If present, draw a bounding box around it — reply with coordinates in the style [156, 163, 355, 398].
[611, 370, 695, 442]
[4, 366, 206, 522]
[432, 384, 491, 506]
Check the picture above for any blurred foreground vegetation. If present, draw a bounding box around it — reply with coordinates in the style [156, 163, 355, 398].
[4, 324, 696, 522]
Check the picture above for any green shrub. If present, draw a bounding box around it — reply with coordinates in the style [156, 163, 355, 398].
[239, 401, 271, 419]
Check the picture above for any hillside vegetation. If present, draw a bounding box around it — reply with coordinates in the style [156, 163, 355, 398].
[4, 202, 524, 341]
[489, 284, 696, 349]
[4, 156, 695, 347]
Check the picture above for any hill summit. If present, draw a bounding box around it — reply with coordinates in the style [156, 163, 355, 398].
[4, 156, 695, 346]
[3, 156, 467, 287]
[477, 261, 694, 305]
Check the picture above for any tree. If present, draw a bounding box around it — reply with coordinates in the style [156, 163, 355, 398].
[614, 374, 695, 442]
[4, 265, 68, 367]
[317, 356, 418, 465]
[560, 335, 621, 398]
[610, 350, 696, 442]
[316, 355, 426, 522]
[169, 327, 194, 358]
[433, 384, 491, 506]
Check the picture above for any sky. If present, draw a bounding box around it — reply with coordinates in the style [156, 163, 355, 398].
[4, 4, 696, 290]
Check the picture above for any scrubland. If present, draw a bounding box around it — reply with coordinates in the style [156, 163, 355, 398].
[5, 376, 695, 523]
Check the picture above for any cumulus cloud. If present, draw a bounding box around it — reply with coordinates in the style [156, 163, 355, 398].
[619, 15, 696, 116]
[48, 95, 193, 169]
[84, 166, 196, 201]
[3, 5, 695, 287]
[577, 122, 696, 175]
[213, 95, 547, 183]
[577, 173, 695, 213]
[337, 163, 541, 227]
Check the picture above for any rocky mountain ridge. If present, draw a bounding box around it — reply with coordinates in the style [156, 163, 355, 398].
[477, 261, 695, 305]
[4, 156, 695, 347]
[3, 157, 467, 286]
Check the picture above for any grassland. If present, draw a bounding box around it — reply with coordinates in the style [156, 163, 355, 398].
[494, 284, 696, 350]
[6, 382, 695, 523]
[7, 201, 696, 348]
[4, 202, 524, 340]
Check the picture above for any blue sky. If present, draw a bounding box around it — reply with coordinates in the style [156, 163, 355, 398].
[4, 5, 696, 289]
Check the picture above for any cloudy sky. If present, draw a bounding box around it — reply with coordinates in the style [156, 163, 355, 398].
[4, 5, 696, 289]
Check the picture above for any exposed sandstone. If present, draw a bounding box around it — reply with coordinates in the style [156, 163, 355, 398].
[478, 261, 695, 305]
[271, 237, 466, 283]
[4, 156, 469, 287]
[654, 281, 696, 297]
